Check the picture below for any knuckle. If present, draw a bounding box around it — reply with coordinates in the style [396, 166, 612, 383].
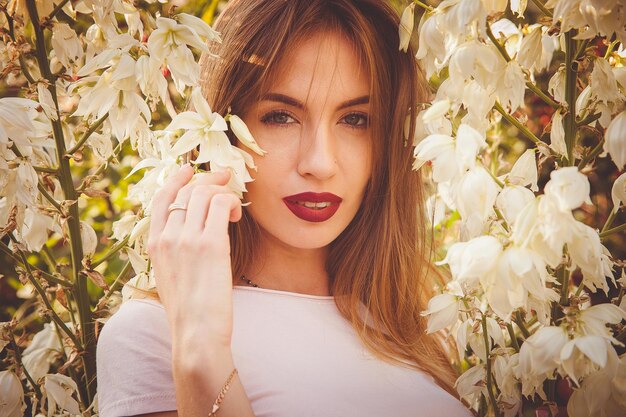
[159, 234, 177, 251]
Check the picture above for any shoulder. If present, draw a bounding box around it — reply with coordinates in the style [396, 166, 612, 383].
[98, 298, 169, 344]
[96, 298, 177, 417]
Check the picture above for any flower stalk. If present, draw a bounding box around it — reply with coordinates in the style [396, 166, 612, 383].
[481, 314, 501, 417]
[25, 0, 97, 404]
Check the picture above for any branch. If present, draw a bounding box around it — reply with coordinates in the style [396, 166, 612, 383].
[2, 9, 37, 84]
[515, 311, 531, 339]
[577, 138, 604, 170]
[494, 102, 546, 147]
[91, 235, 130, 269]
[486, 24, 560, 109]
[7, 233, 82, 349]
[65, 114, 109, 156]
[481, 315, 501, 417]
[530, 0, 553, 17]
[600, 223, 626, 240]
[563, 30, 578, 165]
[45, 0, 71, 21]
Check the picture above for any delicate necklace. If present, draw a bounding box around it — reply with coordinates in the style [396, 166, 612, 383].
[239, 275, 260, 288]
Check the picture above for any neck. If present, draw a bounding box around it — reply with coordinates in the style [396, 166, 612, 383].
[239, 229, 332, 296]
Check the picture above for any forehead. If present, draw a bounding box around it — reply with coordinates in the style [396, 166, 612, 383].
[263, 30, 370, 104]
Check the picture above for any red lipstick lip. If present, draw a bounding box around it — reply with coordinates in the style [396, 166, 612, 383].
[283, 192, 342, 203]
[282, 192, 342, 223]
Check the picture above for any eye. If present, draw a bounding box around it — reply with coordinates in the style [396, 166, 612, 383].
[260, 110, 298, 126]
[341, 112, 368, 129]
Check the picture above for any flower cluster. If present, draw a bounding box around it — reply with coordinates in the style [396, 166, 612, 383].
[0, 0, 263, 414]
[402, 0, 626, 416]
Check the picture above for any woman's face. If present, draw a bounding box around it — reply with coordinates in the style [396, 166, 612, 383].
[241, 30, 372, 250]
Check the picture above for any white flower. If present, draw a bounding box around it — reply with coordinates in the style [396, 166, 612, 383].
[147, 16, 216, 92]
[176, 13, 222, 44]
[43, 373, 81, 416]
[604, 110, 626, 169]
[517, 25, 543, 72]
[455, 364, 487, 407]
[611, 172, 626, 213]
[548, 67, 567, 104]
[508, 149, 538, 192]
[135, 55, 169, 109]
[111, 213, 137, 241]
[438, 235, 502, 290]
[579, 304, 626, 341]
[80, 221, 98, 256]
[51, 23, 83, 69]
[421, 293, 460, 333]
[0, 370, 24, 417]
[19, 207, 56, 252]
[227, 115, 266, 156]
[549, 109, 567, 157]
[560, 336, 613, 383]
[567, 349, 626, 417]
[516, 325, 568, 397]
[398, 3, 415, 52]
[544, 166, 591, 211]
[454, 166, 500, 232]
[415, 12, 452, 78]
[493, 353, 522, 417]
[496, 185, 534, 226]
[569, 222, 614, 293]
[413, 124, 486, 183]
[497, 60, 526, 112]
[590, 58, 623, 105]
[22, 323, 62, 382]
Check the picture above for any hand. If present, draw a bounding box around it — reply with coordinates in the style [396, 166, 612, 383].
[146, 164, 242, 351]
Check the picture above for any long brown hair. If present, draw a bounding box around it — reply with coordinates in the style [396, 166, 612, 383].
[133, 0, 464, 397]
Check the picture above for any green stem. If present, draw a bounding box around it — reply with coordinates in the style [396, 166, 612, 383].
[0, 240, 72, 286]
[574, 39, 591, 60]
[494, 207, 511, 233]
[66, 114, 109, 156]
[40, 244, 58, 273]
[8, 233, 81, 348]
[33, 165, 58, 174]
[515, 311, 531, 339]
[600, 223, 626, 240]
[604, 40, 620, 59]
[563, 31, 578, 165]
[101, 260, 133, 301]
[494, 102, 546, 146]
[577, 138, 605, 170]
[481, 315, 501, 417]
[530, 0, 553, 17]
[576, 112, 602, 127]
[38, 183, 64, 213]
[601, 210, 618, 233]
[76, 141, 124, 192]
[507, 323, 520, 352]
[10, 334, 43, 399]
[45, 0, 71, 21]
[412, 0, 434, 12]
[2, 9, 37, 84]
[486, 24, 559, 109]
[91, 235, 130, 269]
[25, 0, 96, 404]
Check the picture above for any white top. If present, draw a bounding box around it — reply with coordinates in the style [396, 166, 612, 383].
[96, 286, 472, 417]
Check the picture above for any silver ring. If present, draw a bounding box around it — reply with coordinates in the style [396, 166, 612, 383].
[167, 202, 187, 213]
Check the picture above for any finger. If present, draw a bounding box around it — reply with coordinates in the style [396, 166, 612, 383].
[160, 171, 234, 246]
[183, 184, 233, 233]
[148, 164, 194, 251]
[204, 193, 242, 238]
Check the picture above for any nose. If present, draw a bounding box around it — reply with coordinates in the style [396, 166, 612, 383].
[296, 122, 338, 180]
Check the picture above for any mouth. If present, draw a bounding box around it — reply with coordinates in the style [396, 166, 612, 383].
[282, 192, 342, 222]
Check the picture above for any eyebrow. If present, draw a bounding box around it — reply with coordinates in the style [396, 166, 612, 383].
[260, 93, 370, 111]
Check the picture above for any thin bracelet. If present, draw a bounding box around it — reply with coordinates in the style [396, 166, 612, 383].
[208, 368, 238, 416]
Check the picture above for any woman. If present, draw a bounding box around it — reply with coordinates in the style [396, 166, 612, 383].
[96, 1, 473, 416]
